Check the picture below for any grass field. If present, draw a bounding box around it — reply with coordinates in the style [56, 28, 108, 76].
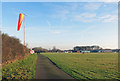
[41, 53, 119, 80]
[2, 54, 37, 79]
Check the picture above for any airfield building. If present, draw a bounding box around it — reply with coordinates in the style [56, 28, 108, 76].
[74, 45, 102, 52]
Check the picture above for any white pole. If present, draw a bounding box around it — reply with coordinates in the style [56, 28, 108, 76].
[24, 16, 26, 54]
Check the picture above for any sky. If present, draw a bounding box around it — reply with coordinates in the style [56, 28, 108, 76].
[1, 0, 119, 2]
[1, 2, 118, 50]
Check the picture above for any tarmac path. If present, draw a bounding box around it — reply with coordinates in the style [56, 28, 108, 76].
[35, 54, 74, 79]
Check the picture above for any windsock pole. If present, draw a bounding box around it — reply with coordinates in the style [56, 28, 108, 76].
[17, 13, 26, 54]
[24, 16, 26, 54]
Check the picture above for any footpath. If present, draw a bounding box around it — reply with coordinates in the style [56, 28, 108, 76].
[35, 54, 74, 79]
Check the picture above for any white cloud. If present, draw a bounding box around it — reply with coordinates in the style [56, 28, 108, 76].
[72, 12, 117, 23]
[84, 3, 101, 11]
[99, 15, 117, 22]
[73, 13, 97, 22]
[103, 16, 117, 22]
[99, 15, 111, 19]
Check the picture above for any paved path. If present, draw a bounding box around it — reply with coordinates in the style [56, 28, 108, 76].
[35, 54, 74, 79]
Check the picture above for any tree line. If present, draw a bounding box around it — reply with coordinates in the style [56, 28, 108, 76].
[2, 33, 29, 65]
[32, 46, 63, 53]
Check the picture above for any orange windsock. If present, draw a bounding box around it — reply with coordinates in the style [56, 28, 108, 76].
[17, 13, 24, 31]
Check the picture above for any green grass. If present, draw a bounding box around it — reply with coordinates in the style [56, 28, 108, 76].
[2, 54, 37, 79]
[41, 53, 119, 80]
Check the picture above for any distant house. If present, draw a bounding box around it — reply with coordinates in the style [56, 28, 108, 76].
[112, 49, 120, 53]
[81, 50, 90, 53]
[64, 51, 68, 53]
[101, 49, 112, 52]
[90, 50, 100, 53]
[64, 50, 72, 53]
[72, 50, 77, 53]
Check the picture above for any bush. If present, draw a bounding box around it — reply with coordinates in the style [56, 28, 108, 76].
[2, 33, 28, 65]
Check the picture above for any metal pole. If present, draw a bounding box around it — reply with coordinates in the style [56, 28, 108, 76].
[24, 16, 26, 54]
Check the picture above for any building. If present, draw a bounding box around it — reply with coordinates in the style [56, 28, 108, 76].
[112, 49, 120, 53]
[81, 50, 90, 53]
[74, 45, 101, 51]
[73, 45, 120, 53]
[101, 49, 112, 52]
[90, 50, 101, 53]
[64, 50, 73, 53]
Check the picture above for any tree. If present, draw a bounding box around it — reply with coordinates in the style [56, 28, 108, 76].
[32, 47, 48, 53]
[2, 33, 29, 65]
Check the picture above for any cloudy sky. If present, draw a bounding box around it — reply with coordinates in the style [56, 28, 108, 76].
[2, 2, 118, 50]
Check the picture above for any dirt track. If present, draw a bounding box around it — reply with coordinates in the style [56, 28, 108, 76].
[35, 54, 74, 79]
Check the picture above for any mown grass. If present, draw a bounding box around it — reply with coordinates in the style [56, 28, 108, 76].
[2, 54, 37, 80]
[41, 53, 119, 80]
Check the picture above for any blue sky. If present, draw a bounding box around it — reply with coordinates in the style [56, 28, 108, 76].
[2, 2, 118, 50]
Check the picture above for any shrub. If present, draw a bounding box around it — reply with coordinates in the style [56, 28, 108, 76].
[2, 33, 28, 65]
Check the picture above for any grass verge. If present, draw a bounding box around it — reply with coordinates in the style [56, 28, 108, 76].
[2, 54, 37, 79]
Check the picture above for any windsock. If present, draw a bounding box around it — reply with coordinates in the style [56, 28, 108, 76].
[17, 13, 24, 31]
